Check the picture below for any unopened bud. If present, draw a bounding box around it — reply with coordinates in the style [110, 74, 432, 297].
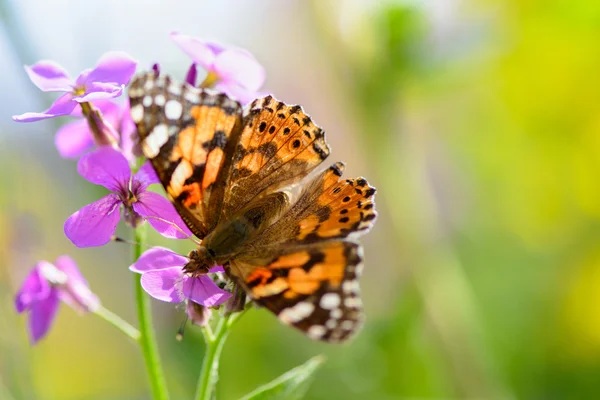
[185, 63, 197, 86]
[186, 301, 211, 327]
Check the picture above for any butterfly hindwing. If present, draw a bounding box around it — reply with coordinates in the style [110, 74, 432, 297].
[129, 73, 243, 238]
[229, 240, 364, 342]
[222, 96, 330, 217]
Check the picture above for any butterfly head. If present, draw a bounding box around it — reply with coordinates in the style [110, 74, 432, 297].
[184, 247, 217, 276]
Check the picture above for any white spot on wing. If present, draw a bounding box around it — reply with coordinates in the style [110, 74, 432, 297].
[320, 293, 341, 310]
[184, 89, 199, 103]
[341, 320, 355, 330]
[142, 124, 169, 158]
[154, 94, 166, 106]
[168, 82, 182, 96]
[355, 263, 364, 277]
[203, 88, 219, 96]
[142, 95, 153, 107]
[130, 104, 144, 123]
[307, 325, 326, 339]
[344, 296, 362, 308]
[278, 302, 314, 325]
[343, 280, 360, 294]
[330, 329, 343, 341]
[325, 319, 337, 329]
[129, 87, 143, 98]
[165, 100, 183, 120]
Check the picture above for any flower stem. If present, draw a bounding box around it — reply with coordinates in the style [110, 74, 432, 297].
[194, 310, 247, 400]
[134, 224, 170, 400]
[94, 305, 140, 341]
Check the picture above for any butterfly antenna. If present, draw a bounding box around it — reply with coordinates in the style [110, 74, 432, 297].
[176, 314, 189, 341]
[111, 236, 154, 248]
[140, 216, 201, 245]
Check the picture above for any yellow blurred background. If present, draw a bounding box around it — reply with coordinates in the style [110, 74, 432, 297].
[1, 0, 600, 398]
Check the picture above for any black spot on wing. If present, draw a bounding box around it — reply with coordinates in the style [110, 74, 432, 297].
[183, 165, 206, 187]
[331, 163, 344, 177]
[232, 167, 253, 180]
[312, 142, 328, 159]
[300, 252, 325, 272]
[258, 142, 277, 158]
[315, 206, 332, 223]
[202, 130, 227, 151]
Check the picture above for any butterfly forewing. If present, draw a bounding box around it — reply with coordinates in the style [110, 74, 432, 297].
[129, 73, 243, 238]
[222, 96, 330, 217]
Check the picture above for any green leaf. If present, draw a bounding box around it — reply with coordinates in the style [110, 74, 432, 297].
[240, 355, 326, 400]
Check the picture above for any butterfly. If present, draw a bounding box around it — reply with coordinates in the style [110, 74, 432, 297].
[128, 72, 377, 343]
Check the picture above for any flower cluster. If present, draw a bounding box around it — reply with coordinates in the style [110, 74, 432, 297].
[15, 256, 99, 343]
[12, 32, 265, 343]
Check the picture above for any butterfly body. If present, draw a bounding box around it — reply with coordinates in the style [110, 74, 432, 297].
[129, 72, 377, 343]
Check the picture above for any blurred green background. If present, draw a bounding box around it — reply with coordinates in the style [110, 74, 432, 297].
[1, 0, 600, 398]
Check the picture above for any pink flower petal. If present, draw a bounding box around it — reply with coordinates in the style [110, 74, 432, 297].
[170, 32, 220, 71]
[183, 275, 231, 307]
[75, 68, 92, 86]
[140, 267, 185, 303]
[73, 82, 123, 102]
[15, 263, 52, 313]
[214, 82, 257, 105]
[214, 48, 265, 92]
[67, 99, 120, 119]
[54, 255, 86, 285]
[134, 161, 160, 189]
[64, 194, 122, 248]
[118, 101, 138, 163]
[84, 51, 138, 86]
[54, 255, 100, 312]
[129, 247, 188, 273]
[55, 119, 94, 159]
[209, 265, 225, 273]
[24, 60, 73, 92]
[13, 92, 77, 122]
[133, 191, 192, 239]
[28, 290, 60, 344]
[95, 100, 123, 122]
[77, 147, 131, 192]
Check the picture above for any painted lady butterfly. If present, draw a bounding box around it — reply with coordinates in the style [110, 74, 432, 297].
[128, 72, 377, 343]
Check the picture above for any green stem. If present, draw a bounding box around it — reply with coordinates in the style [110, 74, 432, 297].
[194, 310, 247, 400]
[94, 305, 140, 341]
[134, 225, 170, 400]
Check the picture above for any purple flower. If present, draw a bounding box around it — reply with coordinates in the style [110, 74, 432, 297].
[13, 51, 137, 122]
[15, 256, 99, 344]
[170, 32, 265, 104]
[54, 100, 137, 162]
[64, 147, 192, 247]
[129, 247, 231, 308]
